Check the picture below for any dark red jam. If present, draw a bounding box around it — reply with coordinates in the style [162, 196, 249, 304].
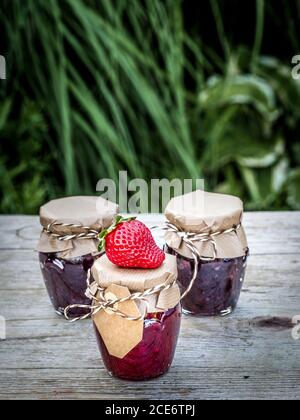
[94, 304, 181, 380]
[166, 246, 248, 316]
[39, 252, 97, 317]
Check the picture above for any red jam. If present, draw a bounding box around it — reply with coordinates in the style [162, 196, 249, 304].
[39, 252, 97, 316]
[166, 246, 248, 316]
[94, 305, 181, 380]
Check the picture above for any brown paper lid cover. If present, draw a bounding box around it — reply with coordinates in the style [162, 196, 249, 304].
[91, 253, 178, 292]
[36, 196, 119, 258]
[164, 190, 248, 259]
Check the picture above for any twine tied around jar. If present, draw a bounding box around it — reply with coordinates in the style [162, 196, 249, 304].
[152, 221, 242, 300]
[44, 221, 101, 241]
[64, 269, 178, 322]
[64, 221, 241, 322]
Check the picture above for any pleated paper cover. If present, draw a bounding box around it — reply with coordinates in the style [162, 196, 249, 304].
[37, 196, 119, 259]
[164, 190, 248, 259]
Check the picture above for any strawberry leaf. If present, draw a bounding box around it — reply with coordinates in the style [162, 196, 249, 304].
[97, 214, 136, 252]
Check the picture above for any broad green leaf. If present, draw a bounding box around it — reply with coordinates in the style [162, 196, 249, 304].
[237, 137, 285, 168]
[0, 99, 12, 131]
[271, 157, 289, 193]
[287, 170, 300, 210]
[199, 74, 278, 121]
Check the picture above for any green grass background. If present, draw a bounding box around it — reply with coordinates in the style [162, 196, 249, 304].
[1, 0, 300, 213]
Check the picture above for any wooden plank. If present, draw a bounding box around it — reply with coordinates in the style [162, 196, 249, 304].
[1, 250, 300, 291]
[1, 281, 300, 322]
[1, 212, 300, 255]
[0, 368, 299, 400]
[0, 213, 299, 400]
[0, 216, 40, 251]
[0, 288, 300, 321]
[1, 315, 299, 371]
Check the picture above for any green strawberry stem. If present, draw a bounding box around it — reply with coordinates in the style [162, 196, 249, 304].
[98, 215, 136, 251]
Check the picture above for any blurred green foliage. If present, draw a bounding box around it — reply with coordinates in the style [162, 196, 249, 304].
[0, 0, 300, 213]
[0, 98, 52, 213]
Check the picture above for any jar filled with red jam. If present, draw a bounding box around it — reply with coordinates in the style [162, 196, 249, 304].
[90, 253, 181, 380]
[94, 305, 181, 380]
[37, 196, 118, 316]
[164, 190, 249, 317]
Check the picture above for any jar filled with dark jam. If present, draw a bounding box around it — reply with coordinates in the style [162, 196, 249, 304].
[166, 246, 248, 316]
[90, 253, 181, 380]
[37, 196, 119, 316]
[164, 190, 249, 317]
[39, 252, 97, 317]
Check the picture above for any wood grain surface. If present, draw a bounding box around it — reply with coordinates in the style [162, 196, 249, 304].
[0, 213, 299, 400]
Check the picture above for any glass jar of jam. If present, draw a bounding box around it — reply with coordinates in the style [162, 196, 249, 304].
[37, 196, 118, 316]
[90, 253, 182, 380]
[164, 190, 249, 317]
[94, 305, 181, 380]
[166, 247, 248, 316]
[39, 252, 96, 317]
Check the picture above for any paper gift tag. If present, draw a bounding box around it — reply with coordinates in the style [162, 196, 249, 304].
[93, 284, 143, 359]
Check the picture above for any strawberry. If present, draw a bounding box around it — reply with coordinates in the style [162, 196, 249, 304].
[98, 215, 165, 269]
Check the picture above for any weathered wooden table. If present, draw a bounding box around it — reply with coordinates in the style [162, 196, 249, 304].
[0, 213, 299, 400]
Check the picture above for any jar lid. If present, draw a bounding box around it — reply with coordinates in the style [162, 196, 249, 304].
[165, 190, 243, 233]
[92, 252, 178, 293]
[164, 190, 248, 259]
[40, 196, 118, 233]
[36, 196, 119, 259]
